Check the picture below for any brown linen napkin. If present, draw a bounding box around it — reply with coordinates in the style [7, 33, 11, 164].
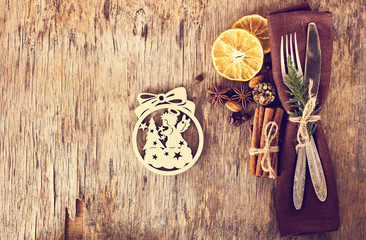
[267, 3, 340, 237]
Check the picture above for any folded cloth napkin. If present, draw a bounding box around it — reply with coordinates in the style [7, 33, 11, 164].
[267, 3, 340, 237]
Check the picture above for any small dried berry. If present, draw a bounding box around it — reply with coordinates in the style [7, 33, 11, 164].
[233, 120, 242, 127]
[232, 113, 242, 121]
[241, 113, 251, 122]
[194, 74, 204, 83]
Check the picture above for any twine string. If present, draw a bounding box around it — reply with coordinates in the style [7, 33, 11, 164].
[288, 80, 321, 152]
[249, 121, 279, 179]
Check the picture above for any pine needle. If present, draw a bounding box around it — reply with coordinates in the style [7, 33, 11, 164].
[285, 55, 320, 136]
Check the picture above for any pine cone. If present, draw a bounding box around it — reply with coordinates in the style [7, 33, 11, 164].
[252, 82, 276, 106]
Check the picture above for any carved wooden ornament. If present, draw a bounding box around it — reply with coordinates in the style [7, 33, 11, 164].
[133, 87, 204, 175]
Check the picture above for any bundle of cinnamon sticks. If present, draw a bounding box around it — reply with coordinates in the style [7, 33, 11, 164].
[249, 106, 284, 178]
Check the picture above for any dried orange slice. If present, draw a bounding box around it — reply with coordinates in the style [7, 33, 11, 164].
[232, 14, 270, 54]
[211, 29, 264, 81]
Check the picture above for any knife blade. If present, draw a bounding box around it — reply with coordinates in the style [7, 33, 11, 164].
[304, 22, 321, 96]
[303, 22, 327, 202]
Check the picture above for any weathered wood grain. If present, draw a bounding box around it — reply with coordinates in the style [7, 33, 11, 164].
[0, 0, 365, 239]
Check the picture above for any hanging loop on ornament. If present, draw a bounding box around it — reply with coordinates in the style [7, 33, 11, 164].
[157, 94, 165, 101]
[135, 87, 195, 117]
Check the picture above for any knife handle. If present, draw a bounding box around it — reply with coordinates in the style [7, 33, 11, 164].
[293, 146, 306, 210]
[306, 135, 327, 202]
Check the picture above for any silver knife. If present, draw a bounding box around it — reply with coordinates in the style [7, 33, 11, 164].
[303, 22, 327, 202]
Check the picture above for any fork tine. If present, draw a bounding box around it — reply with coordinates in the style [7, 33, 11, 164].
[280, 36, 286, 79]
[285, 34, 289, 66]
[289, 34, 295, 67]
[294, 33, 303, 77]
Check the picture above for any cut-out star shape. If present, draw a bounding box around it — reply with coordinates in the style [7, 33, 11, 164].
[158, 126, 165, 132]
[173, 152, 182, 160]
[153, 141, 157, 146]
[150, 129, 154, 133]
[152, 154, 158, 160]
[179, 141, 184, 146]
[139, 122, 148, 131]
[160, 135, 166, 141]
[164, 152, 169, 156]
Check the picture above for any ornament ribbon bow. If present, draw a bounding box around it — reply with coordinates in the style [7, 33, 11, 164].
[249, 121, 279, 179]
[135, 87, 195, 117]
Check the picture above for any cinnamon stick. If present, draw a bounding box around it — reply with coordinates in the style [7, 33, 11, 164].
[256, 108, 275, 177]
[262, 107, 284, 177]
[249, 106, 265, 175]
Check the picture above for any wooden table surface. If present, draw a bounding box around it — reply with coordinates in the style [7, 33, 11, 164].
[1, 0, 365, 239]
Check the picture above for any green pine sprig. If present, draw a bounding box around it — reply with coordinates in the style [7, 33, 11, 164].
[285, 55, 320, 136]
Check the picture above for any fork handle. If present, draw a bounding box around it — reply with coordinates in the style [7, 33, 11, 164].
[306, 135, 327, 202]
[293, 146, 306, 210]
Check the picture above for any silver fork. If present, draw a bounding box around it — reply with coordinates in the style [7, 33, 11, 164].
[280, 33, 307, 210]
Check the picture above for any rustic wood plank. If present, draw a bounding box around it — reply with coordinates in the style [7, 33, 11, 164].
[0, 0, 365, 239]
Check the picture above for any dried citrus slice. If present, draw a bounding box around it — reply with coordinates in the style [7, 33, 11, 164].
[211, 29, 264, 81]
[232, 14, 270, 54]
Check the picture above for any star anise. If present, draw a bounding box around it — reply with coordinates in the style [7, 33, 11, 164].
[207, 83, 230, 105]
[231, 85, 253, 109]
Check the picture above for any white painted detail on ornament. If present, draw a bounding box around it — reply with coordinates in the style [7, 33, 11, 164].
[133, 87, 204, 175]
